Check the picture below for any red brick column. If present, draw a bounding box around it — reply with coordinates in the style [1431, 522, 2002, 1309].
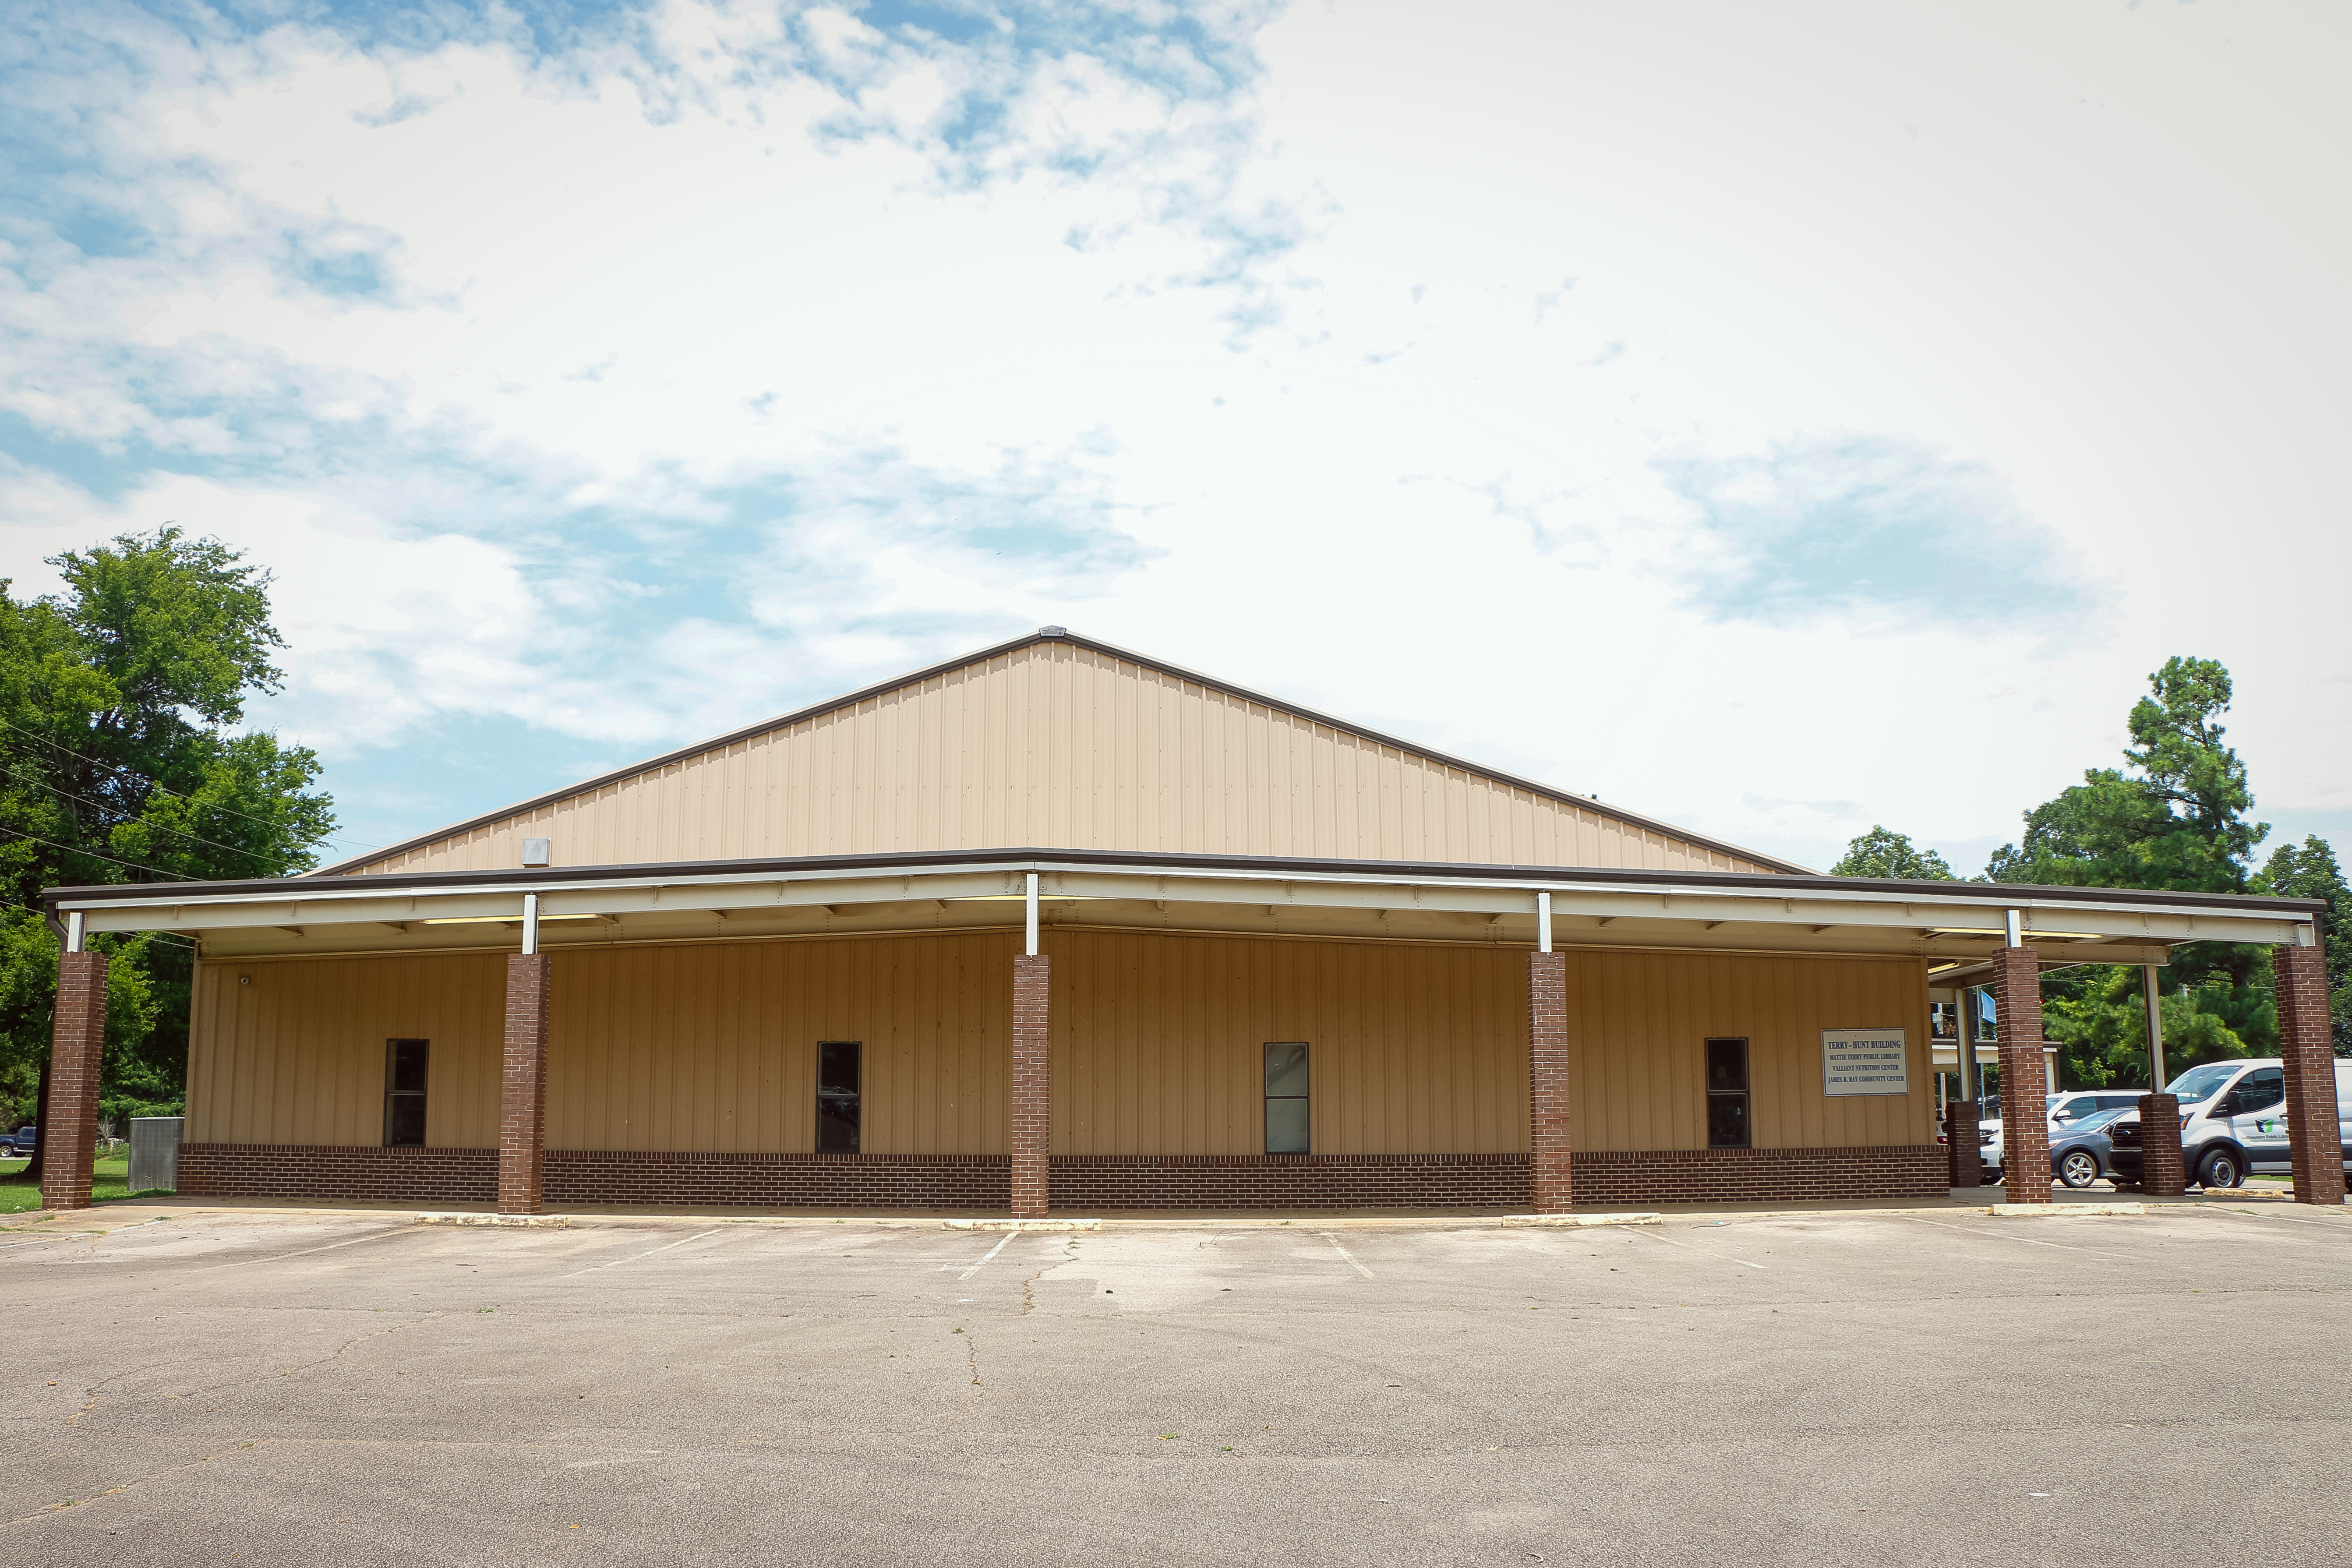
[1993, 947, 2051, 1203]
[1529, 952, 1572, 1212]
[2277, 942, 2347, 1207]
[1947, 1101, 1981, 1188]
[498, 954, 551, 1215]
[40, 951, 108, 1212]
[2137, 1094, 2184, 1197]
[1011, 954, 1050, 1218]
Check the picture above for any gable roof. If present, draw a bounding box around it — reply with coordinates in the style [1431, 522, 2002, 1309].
[320, 628, 1810, 877]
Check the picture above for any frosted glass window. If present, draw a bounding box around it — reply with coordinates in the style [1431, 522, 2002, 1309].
[1264, 1042, 1310, 1154]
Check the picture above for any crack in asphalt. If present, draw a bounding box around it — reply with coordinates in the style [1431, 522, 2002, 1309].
[61, 1355, 194, 1430]
[1, 1439, 273, 1528]
[277, 1310, 446, 1382]
[1017, 1234, 1088, 1317]
[0, 1435, 676, 1530]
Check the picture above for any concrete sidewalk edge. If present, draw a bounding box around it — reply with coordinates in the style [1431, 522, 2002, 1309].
[14, 1190, 2347, 1234]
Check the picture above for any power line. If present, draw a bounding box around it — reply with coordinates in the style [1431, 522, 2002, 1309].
[0, 824, 201, 882]
[0, 763, 292, 871]
[0, 716, 384, 852]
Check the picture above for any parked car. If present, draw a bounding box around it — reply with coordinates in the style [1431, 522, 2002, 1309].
[1978, 1091, 2145, 1181]
[2108, 1057, 2352, 1190]
[2049, 1107, 2131, 1189]
[7, 1124, 32, 1157]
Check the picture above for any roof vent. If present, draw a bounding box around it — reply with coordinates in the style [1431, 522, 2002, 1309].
[520, 838, 551, 868]
[1038, 625, 1067, 637]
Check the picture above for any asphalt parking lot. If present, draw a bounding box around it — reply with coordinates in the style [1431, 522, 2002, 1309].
[4, 1201, 2348, 1567]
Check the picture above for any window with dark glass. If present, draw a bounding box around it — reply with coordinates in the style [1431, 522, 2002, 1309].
[383, 1038, 429, 1147]
[818, 1041, 862, 1153]
[1264, 1042, 1310, 1154]
[2231, 1068, 2284, 1115]
[1705, 1037, 1750, 1149]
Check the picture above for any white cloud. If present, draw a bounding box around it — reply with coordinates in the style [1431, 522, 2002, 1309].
[2, 0, 2346, 870]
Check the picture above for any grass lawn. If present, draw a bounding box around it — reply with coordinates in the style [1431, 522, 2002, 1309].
[0, 1151, 172, 1215]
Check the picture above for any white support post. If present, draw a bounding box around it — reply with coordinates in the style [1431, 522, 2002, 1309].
[64, 911, 84, 954]
[520, 892, 540, 956]
[1536, 890, 1552, 954]
[2004, 908, 2023, 947]
[1024, 872, 1039, 957]
[1958, 984, 1977, 1102]
[2142, 964, 2165, 1091]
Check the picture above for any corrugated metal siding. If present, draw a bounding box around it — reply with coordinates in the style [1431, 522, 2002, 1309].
[184, 936, 1929, 1158]
[185, 954, 505, 1148]
[1560, 950, 1933, 1151]
[1050, 932, 1529, 1156]
[546, 933, 1011, 1155]
[344, 643, 1770, 876]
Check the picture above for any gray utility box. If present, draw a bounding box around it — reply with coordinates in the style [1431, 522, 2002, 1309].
[128, 1117, 184, 1194]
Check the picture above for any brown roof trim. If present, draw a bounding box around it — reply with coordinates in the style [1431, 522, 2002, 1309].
[314, 628, 1812, 876]
[51, 844, 2327, 920]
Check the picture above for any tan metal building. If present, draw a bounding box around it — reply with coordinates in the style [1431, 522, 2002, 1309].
[36, 629, 2347, 1215]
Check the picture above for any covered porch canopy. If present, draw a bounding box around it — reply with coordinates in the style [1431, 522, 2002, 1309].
[47, 847, 2286, 961]
[39, 849, 2337, 1214]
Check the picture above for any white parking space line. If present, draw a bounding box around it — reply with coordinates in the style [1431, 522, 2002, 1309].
[0, 1234, 88, 1252]
[2211, 1206, 2343, 1229]
[1630, 1227, 1766, 1269]
[957, 1234, 1016, 1279]
[1894, 1213, 2147, 1262]
[1320, 1233, 1374, 1278]
[185, 1225, 420, 1273]
[564, 1229, 725, 1279]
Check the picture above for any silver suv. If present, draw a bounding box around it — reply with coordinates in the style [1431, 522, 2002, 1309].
[1978, 1091, 2144, 1179]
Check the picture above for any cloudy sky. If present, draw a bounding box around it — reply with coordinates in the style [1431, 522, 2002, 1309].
[4, 0, 2344, 874]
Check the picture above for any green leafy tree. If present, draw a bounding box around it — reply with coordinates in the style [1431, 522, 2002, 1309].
[1984, 657, 2265, 894]
[2043, 966, 2275, 1089]
[0, 527, 336, 1134]
[2255, 834, 2352, 1052]
[1985, 657, 2281, 1088]
[1831, 826, 1955, 880]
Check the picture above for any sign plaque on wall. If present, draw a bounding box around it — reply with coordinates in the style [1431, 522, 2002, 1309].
[1821, 1028, 1909, 1096]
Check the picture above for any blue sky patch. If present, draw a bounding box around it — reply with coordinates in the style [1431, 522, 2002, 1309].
[1658, 434, 2092, 627]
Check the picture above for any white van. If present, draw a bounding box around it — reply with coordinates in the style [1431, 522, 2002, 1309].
[2107, 1057, 2352, 1190]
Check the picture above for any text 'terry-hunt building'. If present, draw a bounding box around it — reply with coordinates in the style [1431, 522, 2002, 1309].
[38, 630, 2345, 1215]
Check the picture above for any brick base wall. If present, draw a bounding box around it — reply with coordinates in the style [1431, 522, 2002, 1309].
[172, 1143, 1951, 1211]
[1050, 1147, 1949, 1210]
[178, 1143, 497, 1205]
[1049, 1154, 1534, 1211]
[1569, 1145, 1950, 1207]
[176, 1144, 1007, 1210]
[543, 1151, 1009, 1210]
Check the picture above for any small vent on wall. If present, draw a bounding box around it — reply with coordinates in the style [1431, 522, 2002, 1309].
[520, 838, 552, 868]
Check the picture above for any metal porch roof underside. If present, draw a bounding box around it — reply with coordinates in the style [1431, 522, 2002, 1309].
[46, 848, 2322, 968]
